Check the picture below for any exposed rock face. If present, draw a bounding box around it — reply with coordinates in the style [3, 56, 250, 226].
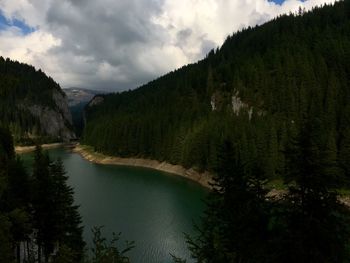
[25, 90, 76, 141]
[231, 91, 253, 119]
[210, 90, 231, 112]
[53, 90, 73, 125]
[211, 89, 253, 119]
[210, 95, 217, 111]
[88, 96, 104, 107]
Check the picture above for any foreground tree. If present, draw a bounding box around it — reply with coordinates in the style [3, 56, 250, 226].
[50, 158, 85, 261]
[277, 119, 350, 263]
[86, 226, 134, 263]
[32, 146, 54, 262]
[32, 147, 84, 262]
[187, 119, 350, 262]
[0, 128, 32, 263]
[187, 140, 269, 262]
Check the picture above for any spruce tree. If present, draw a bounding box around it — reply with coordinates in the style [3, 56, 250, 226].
[50, 158, 85, 261]
[32, 145, 54, 263]
[281, 118, 350, 263]
[188, 140, 269, 262]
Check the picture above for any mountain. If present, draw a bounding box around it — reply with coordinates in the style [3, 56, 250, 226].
[82, 1, 350, 180]
[64, 87, 102, 107]
[64, 88, 106, 137]
[0, 57, 75, 144]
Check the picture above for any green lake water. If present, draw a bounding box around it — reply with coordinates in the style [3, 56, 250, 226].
[21, 148, 208, 263]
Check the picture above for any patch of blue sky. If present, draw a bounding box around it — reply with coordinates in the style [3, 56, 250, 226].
[270, 0, 307, 4]
[0, 10, 35, 35]
[269, 0, 286, 4]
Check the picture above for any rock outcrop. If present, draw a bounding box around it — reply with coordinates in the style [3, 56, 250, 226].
[32, 90, 74, 141]
[20, 90, 75, 141]
[0, 57, 76, 143]
[88, 96, 104, 107]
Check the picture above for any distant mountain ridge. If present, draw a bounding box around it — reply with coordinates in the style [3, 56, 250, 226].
[64, 88, 107, 137]
[64, 87, 104, 107]
[0, 57, 75, 144]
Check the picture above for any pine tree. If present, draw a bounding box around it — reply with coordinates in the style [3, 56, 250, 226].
[32, 145, 55, 263]
[31, 147, 84, 262]
[0, 128, 85, 262]
[50, 158, 85, 261]
[86, 226, 134, 263]
[0, 214, 13, 263]
[339, 105, 350, 180]
[0, 138, 13, 263]
[281, 118, 350, 263]
[188, 140, 269, 262]
[6, 157, 32, 263]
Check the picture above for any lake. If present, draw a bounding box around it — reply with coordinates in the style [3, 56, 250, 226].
[21, 148, 208, 263]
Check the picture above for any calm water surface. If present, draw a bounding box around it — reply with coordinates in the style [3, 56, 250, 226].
[22, 148, 208, 263]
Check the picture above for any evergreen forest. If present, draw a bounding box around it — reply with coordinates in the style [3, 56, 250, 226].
[83, 1, 350, 182]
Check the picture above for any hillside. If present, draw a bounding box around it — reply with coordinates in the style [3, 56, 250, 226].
[0, 57, 75, 144]
[82, 1, 350, 181]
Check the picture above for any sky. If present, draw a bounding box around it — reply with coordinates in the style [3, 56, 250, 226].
[0, 0, 336, 91]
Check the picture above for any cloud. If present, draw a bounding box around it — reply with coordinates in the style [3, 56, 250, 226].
[0, 28, 60, 66]
[0, 0, 337, 91]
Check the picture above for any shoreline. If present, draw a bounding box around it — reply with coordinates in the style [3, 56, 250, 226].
[17, 143, 350, 207]
[15, 142, 66, 154]
[72, 144, 213, 188]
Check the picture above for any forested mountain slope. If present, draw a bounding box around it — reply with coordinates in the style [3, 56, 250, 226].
[82, 1, 350, 180]
[0, 58, 75, 144]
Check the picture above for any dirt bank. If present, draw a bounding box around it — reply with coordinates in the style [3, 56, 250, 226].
[72, 144, 213, 188]
[15, 143, 65, 154]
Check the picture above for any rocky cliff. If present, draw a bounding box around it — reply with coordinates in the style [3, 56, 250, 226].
[25, 90, 75, 141]
[0, 57, 75, 143]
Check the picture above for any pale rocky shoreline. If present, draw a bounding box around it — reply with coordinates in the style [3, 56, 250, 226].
[72, 144, 213, 188]
[15, 143, 65, 154]
[16, 143, 350, 207]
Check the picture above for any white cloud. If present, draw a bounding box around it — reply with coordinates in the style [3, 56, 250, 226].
[0, 28, 60, 67]
[155, 0, 337, 56]
[0, 0, 49, 27]
[0, 0, 337, 91]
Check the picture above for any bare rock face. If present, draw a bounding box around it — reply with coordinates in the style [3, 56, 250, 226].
[210, 89, 261, 120]
[52, 90, 73, 125]
[26, 90, 76, 141]
[88, 96, 104, 107]
[231, 91, 253, 119]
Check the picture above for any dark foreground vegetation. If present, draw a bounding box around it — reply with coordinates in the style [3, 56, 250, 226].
[0, 127, 133, 263]
[186, 131, 350, 263]
[0, 127, 84, 262]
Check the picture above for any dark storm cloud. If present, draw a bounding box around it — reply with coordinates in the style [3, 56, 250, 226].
[44, 0, 169, 90]
[177, 28, 192, 43]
